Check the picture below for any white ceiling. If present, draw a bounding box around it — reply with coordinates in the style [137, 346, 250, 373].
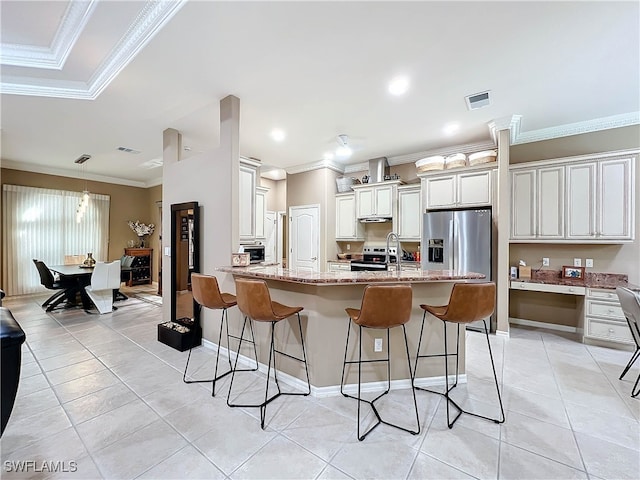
[1, 1, 638, 187]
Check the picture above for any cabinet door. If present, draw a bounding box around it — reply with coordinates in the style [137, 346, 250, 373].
[598, 158, 633, 240]
[374, 185, 394, 216]
[566, 162, 597, 239]
[425, 175, 456, 209]
[398, 187, 421, 240]
[511, 169, 537, 239]
[239, 164, 256, 240]
[356, 188, 374, 218]
[336, 194, 359, 239]
[537, 166, 564, 239]
[457, 170, 492, 206]
[255, 188, 267, 239]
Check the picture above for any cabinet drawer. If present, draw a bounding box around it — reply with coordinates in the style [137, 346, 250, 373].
[510, 281, 585, 295]
[328, 262, 351, 272]
[586, 300, 625, 320]
[586, 288, 619, 301]
[586, 318, 633, 344]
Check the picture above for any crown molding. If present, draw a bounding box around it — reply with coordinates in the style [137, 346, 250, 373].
[512, 112, 640, 145]
[1, 0, 187, 100]
[286, 160, 345, 175]
[1, 160, 148, 188]
[488, 115, 522, 144]
[0, 1, 97, 69]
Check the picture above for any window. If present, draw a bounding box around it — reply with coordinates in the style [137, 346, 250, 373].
[2, 185, 110, 296]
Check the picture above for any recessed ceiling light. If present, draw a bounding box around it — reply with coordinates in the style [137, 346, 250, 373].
[443, 123, 460, 135]
[335, 146, 352, 159]
[388, 75, 410, 96]
[270, 129, 286, 142]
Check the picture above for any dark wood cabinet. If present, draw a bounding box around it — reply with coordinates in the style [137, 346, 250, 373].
[123, 248, 153, 286]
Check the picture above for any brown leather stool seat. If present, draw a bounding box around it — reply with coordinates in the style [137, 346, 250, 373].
[186, 274, 258, 396]
[340, 284, 420, 440]
[229, 277, 310, 429]
[415, 282, 504, 428]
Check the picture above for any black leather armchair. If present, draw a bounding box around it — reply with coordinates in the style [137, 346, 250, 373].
[1, 306, 26, 435]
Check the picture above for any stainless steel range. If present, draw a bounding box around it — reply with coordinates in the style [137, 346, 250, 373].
[350, 245, 398, 271]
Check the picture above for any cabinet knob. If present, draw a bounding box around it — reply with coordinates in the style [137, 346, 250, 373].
[608, 328, 614, 333]
[608, 294, 613, 298]
[569, 288, 574, 292]
[608, 308, 615, 313]
[520, 284, 526, 288]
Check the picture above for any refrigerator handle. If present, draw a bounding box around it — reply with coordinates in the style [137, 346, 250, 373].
[454, 217, 461, 272]
[449, 219, 455, 270]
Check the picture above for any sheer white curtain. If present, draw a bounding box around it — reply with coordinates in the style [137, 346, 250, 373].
[2, 185, 110, 296]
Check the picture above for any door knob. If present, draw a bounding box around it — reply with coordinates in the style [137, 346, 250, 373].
[311, 257, 317, 261]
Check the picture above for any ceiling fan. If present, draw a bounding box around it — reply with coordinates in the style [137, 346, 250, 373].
[324, 133, 365, 161]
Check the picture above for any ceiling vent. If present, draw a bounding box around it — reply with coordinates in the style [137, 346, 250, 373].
[465, 90, 491, 110]
[117, 146, 141, 154]
[74, 154, 91, 164]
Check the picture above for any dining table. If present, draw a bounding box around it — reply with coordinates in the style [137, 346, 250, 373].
[48, 264, 130, 309]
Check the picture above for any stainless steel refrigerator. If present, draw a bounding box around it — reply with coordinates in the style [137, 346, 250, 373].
[421, 207, 492, 331]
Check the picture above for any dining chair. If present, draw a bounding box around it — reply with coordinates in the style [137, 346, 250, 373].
[85, 261, 121, 314]
[32, 259, 77, 312]
[615, 287, 640, 398]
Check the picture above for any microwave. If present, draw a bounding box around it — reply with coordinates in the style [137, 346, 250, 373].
[242, 244, 265, 264]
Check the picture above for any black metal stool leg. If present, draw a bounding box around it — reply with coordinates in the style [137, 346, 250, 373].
[620, 347, 640, 381]
[228, 315, 310, 430]
[342, 324, 420, 441]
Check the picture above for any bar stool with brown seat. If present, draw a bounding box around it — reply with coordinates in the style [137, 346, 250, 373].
[228, 277, 311, 429]
[414, 282, 504, 429]
[340, 283, 420, 441]
[186, 273, 258, 396]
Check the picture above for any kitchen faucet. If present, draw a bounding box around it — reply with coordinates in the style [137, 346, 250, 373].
[386, 231, 401, 273]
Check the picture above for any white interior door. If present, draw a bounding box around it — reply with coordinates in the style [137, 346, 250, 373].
[277, 211, 285, 265]
[264, 211, 276, 263]
[289, 205, 320, 272]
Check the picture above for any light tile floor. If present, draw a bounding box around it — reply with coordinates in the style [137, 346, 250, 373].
[1, 288, 639, 479]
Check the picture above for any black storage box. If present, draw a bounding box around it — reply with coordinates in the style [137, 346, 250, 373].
[157, 320, 201, 352]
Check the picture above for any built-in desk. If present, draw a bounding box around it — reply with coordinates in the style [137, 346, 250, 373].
[509, 271, 632, 348]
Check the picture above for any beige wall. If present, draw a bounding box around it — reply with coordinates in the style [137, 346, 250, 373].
[259, 177, 286, 213]
[1, 168, 161, 282]
[287, 168, 341, 268]
[508, 127, 640, 325]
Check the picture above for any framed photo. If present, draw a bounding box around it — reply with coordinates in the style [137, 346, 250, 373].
[180, 232, 188, 241]
[181, 216, 188, 224]
[181, 224, 188, 233]
[562, 265, 585, 279]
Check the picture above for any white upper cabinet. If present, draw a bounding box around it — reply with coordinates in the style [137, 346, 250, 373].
[335, 193, 364, 240]
[255, 187, 268, 239]
[511, 152, 635, 243]
[397, 185, 421, 240]
[239, 159, 257, 241]
[421, 168, 493, 210]
[353, 182, 398, 219]
[511, 169, 537, 239]
[511, 166, 564, 240]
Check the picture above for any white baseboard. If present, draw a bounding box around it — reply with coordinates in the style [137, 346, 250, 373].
[495, 329, 510, 338]
[509, 317, 578, 333]
[201, 338, 465, 398]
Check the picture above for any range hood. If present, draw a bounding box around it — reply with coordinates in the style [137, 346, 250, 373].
[368, 157, 389, 183]
[359, 216, 392, 223]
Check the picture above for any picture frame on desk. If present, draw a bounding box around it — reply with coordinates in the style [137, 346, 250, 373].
[562, 265, 585, 279]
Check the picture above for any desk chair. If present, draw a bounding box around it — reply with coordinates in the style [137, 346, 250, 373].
[340, 284, 420, 440]
[616, 287, 640, 398]
[415, 282, 504, 429]
[85, 261, 121, 314]
[32, 260, 77, 312]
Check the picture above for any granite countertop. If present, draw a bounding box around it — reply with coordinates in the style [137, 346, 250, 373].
[218, 265, 485, 285]
[512, 269, 628, 290]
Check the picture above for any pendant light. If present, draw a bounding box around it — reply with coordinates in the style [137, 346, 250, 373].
[75, 154, 91, 223]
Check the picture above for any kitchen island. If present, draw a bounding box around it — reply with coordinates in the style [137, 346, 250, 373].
[216, 265, 486, 394]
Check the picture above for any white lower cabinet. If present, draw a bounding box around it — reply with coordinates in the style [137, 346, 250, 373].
[327, 262, 351, 272]
[583, 288, 632, 345]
